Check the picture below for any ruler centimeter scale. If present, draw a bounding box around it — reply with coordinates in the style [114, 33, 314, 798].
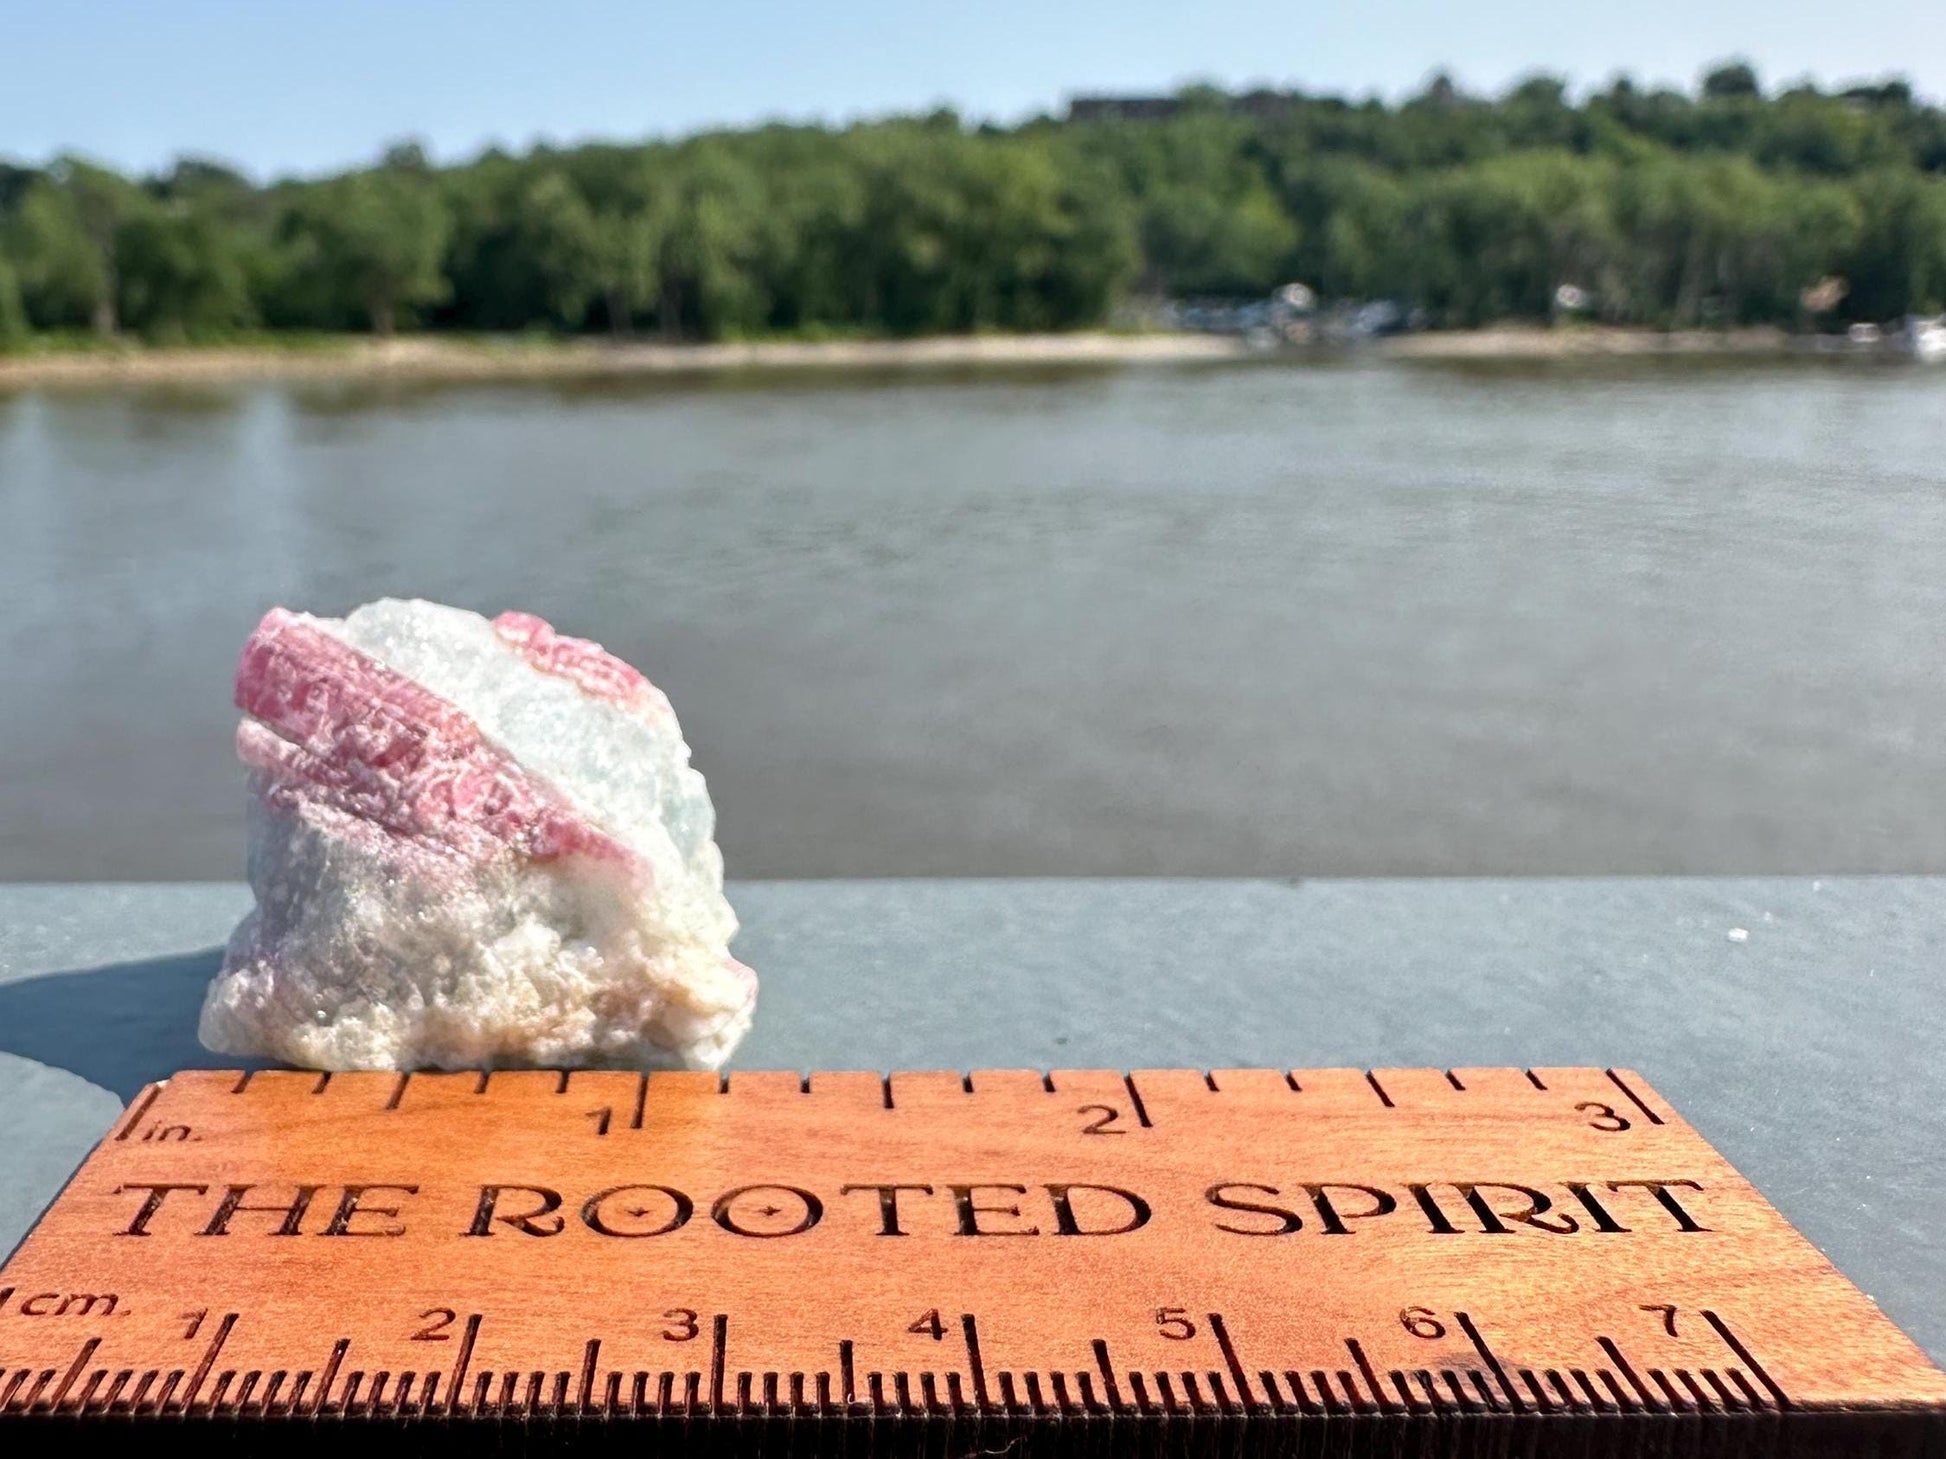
[1, 1066, 1941, 1457]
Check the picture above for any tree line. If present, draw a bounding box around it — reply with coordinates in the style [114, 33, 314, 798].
[3, 62, 1945, 347]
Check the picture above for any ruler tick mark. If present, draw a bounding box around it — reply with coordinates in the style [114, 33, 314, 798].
[1568, 1367, 1606, 1410]
[1305, 1370, 1334, 1413]
[1345, 1339, 1393, 1412]
[113, 1085, 159, 1141]
[1649, 1367, 1685, 1410]
[1258, 1369, 1287, 1412]
[1091, 1339, 1122, 1410]
[961, 1314, 989, 1407]
[446, 1313, 479, 1415]
[1054, 1371, 1078, 1414]
[313, 1338, 348, 1417]
[384, 1073, 409, 1111]
[1596, 1367, 1634, 1411]
[22, 1368, 56, 1410]
[1202, 1369, 1232, 1413]
[1457, 1311, 1524, 1413]
[46, 1337, 98, 1411]
[1394, 1369, 1419, 1412]
[1726, 1368, 1765, 1408]
[1365, 1070, 1395, 1108]
[1518, 1367, 1550, 1410]
[1208, 1312, 1257, 1412]
[1077, 1371, 1103, 1413]
[1283, 1370, 1320, 1414]
[1122, 1073, 1152, 1127]
[1701, 1367, 1741, 1410]
[1598, 1335, 1662, 1411]
[73, 1368, 106, 1414]
[1702, 1309, 1791, 1410]
[1330, 1369, 1361, 1412]
[1604, 1069, 1665, 1125]
[1657, 1377, 1704, 1408]
[178, 1311, 235, 1413]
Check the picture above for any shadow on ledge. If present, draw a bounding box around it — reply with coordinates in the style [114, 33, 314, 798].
[0, 950, 270, 1101]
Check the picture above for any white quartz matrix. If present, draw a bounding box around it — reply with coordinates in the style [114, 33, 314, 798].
[199, 599, 755, 1070]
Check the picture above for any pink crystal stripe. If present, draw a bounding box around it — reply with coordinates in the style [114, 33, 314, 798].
[236, 609, 631, 866]
[492, 611, 673, 719]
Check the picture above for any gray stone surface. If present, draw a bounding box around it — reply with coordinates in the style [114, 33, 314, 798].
[1, 878, 1940, 1362]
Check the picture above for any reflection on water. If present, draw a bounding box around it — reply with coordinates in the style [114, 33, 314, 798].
[4, 356, 1945, 879]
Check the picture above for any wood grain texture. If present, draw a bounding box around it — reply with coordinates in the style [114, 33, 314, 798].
[0, 1066, 1940, 1457]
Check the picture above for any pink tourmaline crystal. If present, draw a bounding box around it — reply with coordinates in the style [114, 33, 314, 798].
[199, 599, 754, 1071]
[491, 610, 674, 719]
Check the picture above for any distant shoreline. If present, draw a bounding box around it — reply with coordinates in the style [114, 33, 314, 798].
[0, 325, 1811, 389]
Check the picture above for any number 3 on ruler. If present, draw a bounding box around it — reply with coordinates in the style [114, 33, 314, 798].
[662, 1308, 699, 1341]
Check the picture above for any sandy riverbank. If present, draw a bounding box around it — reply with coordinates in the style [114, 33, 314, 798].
[0, 325, 1801, 388]
[0, 332, 1250, 388]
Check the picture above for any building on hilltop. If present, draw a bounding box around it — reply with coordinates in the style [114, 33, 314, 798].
[1067, 90, 1309, 123]
[1067, 96, 1183, 123]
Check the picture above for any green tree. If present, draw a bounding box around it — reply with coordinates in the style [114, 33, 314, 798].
[1702, 62, 1762, 101]
[291, 165, 452, 334]
[1083, 108, 1297, 295]
[1315, 164, 1414, 300]
[0, 256, 28, 349]
[514, 171, 603, 328]
[115, 204, 254, 340]
[652, 143, 769, 338]
[589, 204, 664, 334]
[6, 68, 1946, 344]
[1843, 170, 1946, 317]
[4, 161, 139, 334]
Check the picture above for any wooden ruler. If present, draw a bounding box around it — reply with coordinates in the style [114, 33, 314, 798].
[1, 1066, 1941, 1456]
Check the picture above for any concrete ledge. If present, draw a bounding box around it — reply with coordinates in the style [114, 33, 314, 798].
[1, 877, 1940, 1360]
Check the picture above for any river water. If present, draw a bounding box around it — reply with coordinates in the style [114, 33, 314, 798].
[4, 356, 1944, 880]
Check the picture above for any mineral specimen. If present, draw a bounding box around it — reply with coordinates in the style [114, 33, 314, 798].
[198, 600, 755, 1071]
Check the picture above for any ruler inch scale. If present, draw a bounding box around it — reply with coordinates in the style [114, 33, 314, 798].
[0, 1066, 1940, 1457]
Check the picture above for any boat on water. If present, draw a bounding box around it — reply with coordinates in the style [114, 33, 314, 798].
[1905, 315, 1946, 363]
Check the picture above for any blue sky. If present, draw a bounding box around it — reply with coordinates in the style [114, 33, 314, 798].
[3, 0, 1942, 178]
